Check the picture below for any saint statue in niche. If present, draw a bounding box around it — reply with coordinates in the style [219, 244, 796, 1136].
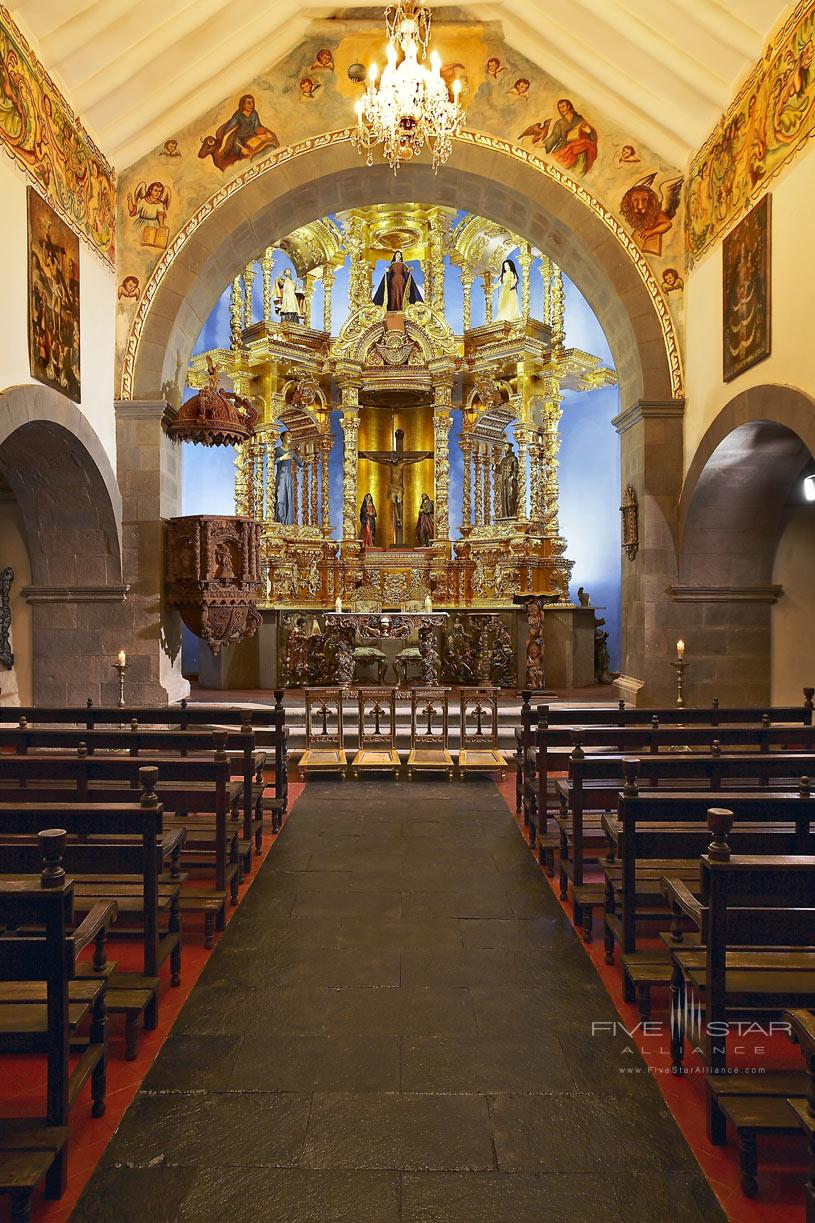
[360, 493, 377, 547]
[495, 258, 520, 321]
[273, 430, 302, 525]
[498, 442, 519, 518]
[416, 493, 434, 547]
[275, 269, 302, 322]
[372, 251, 423, 312]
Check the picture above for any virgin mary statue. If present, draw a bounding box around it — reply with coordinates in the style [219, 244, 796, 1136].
[372, 251, 424, 312]
[495, 259, 521, 322]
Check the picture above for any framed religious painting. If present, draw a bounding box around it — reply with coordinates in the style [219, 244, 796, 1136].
[722, 194, 771, 383]
[27, 188, 81, 401]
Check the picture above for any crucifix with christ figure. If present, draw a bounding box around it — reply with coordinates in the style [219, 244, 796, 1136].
[358, 427, 433, 546]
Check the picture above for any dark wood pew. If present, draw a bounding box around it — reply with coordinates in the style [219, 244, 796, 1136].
[0, 768, 181, 1054]
[663, 824, 815, 1146]
[785, 1009, 815, 1221]
[556, 747, 815, 930]
[515, 687, 815, 825]
[0, 724, 264, 856]
[0, 747, 236, 944]
[0, 838, 115, 1217]
[0, 690, 289, 824]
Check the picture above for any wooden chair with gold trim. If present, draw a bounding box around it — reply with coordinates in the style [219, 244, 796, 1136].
[299, 688, 347, 776]
[351, 688, 400, 778]
[458, 687, 506, 780]
[407, 688, 454, 779]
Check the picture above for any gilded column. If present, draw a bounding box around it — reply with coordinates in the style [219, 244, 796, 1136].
[542, 382, 563, 530]
[347, 216, 371, 310]
[539, 254, 552, 328]
[516, 427, 530, 521]
[492, 444, 502, 521]
[243, 262, 255, 328]
[262, 250, 274, 324]
[265, 424, 281, 523]
[309, 445, 319, 526]
[230, 276, 243, 350]
[322, 265, 335, 333]
[320, 434, 332, 536]
[234, 445, 248, 516]
[529, 437, 542, 522]
[483, 444, 491, 526]
[519, 242, 532, 320]
[300, 446, 309, 526]
[340, 387, 360, 542]
[461, 266, 473, 331]
[433, 387, 452, 541]
[473, 446, 484, 527]
[303, 272, 315, 328]
[428, 208, 445, 316]
[550, 263, 565, 351]
[483, 270, 493, 324]
[460, 434, 472, 532]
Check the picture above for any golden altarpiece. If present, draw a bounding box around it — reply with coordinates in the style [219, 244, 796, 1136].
[185, 205, 614, 688]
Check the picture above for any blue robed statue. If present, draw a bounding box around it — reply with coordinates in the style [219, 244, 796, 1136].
[274, 430, 302, 525]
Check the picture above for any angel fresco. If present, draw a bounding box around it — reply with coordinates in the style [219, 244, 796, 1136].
[198, 94, 278, 172]
[311, 49, 335, 71]
[519, 98, 598, 175]
[619, 172, 683, 256]
[127, 180, 170, 248]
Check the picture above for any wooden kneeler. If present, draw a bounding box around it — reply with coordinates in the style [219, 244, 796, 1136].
[299, 688, 347, 777]
[407, 688, 454, 779]
[351, 688, 400, 778]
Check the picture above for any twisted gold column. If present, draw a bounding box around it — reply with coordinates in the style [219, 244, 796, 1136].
[309, 446, 318, 526]
[492, 444, 502, 521]
[340, 391, 360, 542]
[483, 271, 493, 324]
[230, 276, 242, 350]
[433, 390, 452, 541]
[461, 266, 473, 331]
[243, 262, 255, 327]
[516, 428, 530, 521]
[320, 435, 332, 536]
[460, 435, 472, 532]
[519, 243, 532, 320]
[322, 265, 335, 333]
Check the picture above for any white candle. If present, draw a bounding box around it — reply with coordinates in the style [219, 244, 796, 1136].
[335, 596, 342, 613]
[424, 594, 432, 611]
[676, 639, 685, 659]
[117, 650, 127, 667]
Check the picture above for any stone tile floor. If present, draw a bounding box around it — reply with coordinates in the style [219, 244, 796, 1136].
[73, 780, 723, 1222]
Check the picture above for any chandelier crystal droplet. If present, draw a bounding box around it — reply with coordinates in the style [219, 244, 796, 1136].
[352, 1, 463, 172]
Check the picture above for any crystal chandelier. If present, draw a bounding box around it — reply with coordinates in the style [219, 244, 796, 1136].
[353, 1, 463, 172]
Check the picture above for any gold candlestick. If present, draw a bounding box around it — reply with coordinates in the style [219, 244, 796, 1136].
[114, 651, 127, 708]
[671, 657, 688, 708]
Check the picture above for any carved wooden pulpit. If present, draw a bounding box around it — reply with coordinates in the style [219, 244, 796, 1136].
[165, 515, 263, 654]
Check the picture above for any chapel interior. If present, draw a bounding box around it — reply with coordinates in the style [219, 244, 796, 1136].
[1, 2, 815, 1221]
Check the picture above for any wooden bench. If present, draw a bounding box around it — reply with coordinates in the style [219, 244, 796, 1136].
[0, 768, 182, 1055]
[602, 768, 812, 968]
[0, 838, 116, 1218]
[1, 691, 289, 827]
[515, 689, 815, 829]
[0, 747, 237, 945]
[784, 1009, 815, 1220]
[555, 747, 815, 928]
[662, 825, 815, 1144]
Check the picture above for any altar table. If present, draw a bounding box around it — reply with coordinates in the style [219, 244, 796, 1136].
[323, 611, 449, 686]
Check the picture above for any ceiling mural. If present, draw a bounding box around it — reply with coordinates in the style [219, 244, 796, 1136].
[0, 6, 116, 265]
[115, 17, 686, 371]
[687, 0, 815, 264]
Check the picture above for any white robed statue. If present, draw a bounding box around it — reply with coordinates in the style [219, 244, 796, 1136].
[274, 269, 303, 323]
[495, 258, 521, 322]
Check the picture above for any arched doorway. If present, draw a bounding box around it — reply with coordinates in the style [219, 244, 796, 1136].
[121, 137, 680, 414]
[0, 384, 124, 703]
[677, 386, 815, 705]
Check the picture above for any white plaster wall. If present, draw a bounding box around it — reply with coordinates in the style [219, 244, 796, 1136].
[684, 150, 815, 473]
[0, 156, 117, 464]
[0, 501, 32, 705]
[771, 506, 815, 703]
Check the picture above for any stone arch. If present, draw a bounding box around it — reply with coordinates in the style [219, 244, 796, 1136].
[675, 386, 815, 705]
[122, 133, 679, 413]
[0, 383, 124, 702]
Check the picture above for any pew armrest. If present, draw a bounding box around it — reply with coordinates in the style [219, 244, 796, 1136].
[160, 826, 186, 862]
[73, 898, 117, 956]
[661, 877, 704, 930]
[785, 1008, 815, 1056]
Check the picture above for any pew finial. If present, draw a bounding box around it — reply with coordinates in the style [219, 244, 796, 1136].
[139, 766, 159, 807]
[274, 689, 284, 709]
[711, 739, 721, 757]
[86, 697, 93, 708]
[39, 828, 67, 888]
[650, 714, 659, 730]
[801, 776, 811, 798]
[761, 712, 770, 728]
[18, 714, 27, 729]
[77, 741, 88, 759]
[622, 757, 639, 795]
[571, 728, 585, 761]
[707, 808, 734, 861]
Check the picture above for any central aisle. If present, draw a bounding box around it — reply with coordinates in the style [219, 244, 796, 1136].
[75, 780, 722, 1222]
